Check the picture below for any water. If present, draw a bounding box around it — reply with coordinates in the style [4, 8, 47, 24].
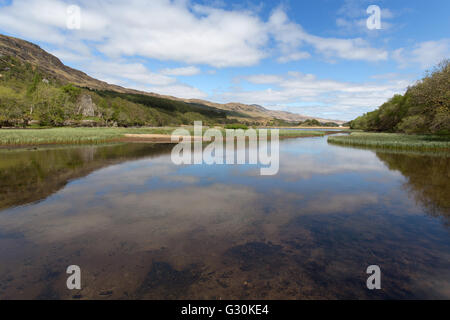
[0, 137, 449, 299]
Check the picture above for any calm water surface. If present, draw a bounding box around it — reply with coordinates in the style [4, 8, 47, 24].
[0, 137, 449, 299]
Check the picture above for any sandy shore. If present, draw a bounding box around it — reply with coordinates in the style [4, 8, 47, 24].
[123, 134, 207, 143]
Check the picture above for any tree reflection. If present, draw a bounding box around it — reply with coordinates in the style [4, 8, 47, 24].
[376, 151, 450, 224]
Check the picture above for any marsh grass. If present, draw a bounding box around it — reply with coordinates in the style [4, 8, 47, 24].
[0, 128, 176, 146]
[0, 127, 326, 146]
[328, 132, 450, 152]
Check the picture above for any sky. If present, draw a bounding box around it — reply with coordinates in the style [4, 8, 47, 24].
[0, 0, 449, 120]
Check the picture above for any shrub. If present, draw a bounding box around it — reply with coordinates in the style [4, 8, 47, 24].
[397, 115, 427, 134]
[225, 123, 249, 130]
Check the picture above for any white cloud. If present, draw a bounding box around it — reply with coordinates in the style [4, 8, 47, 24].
[0, 0, 269, 68]
[145, 84, 207, 99]
[161, 66, 201, 76]
[392, 48, 406, 67]
[81, 60, 207, 99]
[86, 60, 176, 86]
[335, 0, 395, 34]
[215, 71, 410, 120]
[268, 8, 388, 62]
[244, 75, 284, 84]
[393, 39, 450, 69]
[306, 35, 388, 61]
[0, 0, 389, 67]
[277, 51, 311, 63]
[370, 72, 402, 80]
[410, 40, 450, 69]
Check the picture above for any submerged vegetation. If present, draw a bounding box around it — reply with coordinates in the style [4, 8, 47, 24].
[328, 132, 450, 152]
[349, 60, 450, 134]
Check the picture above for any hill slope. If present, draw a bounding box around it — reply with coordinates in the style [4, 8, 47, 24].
[0, 33, 343, 125]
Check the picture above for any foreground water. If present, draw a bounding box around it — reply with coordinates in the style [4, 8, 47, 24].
[0, 137, 449, 299]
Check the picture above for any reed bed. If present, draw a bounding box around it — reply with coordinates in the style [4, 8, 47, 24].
[328, 132, 450, 152]
[0, 128, 175, 146]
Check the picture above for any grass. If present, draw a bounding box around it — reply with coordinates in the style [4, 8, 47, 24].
[0, 127, 176, 146]
[274, 129, 326, 137]
[0, 127, 327, 146]
[328, 132, 450, 152]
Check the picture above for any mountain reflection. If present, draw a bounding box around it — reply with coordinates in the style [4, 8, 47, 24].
[0, 143, 173, 210]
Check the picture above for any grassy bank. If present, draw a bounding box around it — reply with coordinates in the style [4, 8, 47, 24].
[274, 129, 326, 137]
[0, 127, 327, 146]
[328, 132, 450, 152]
[0, 128, 176, 146]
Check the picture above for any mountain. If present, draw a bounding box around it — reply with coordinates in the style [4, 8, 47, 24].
[177, 99, 342, 124]
[0, 33, 343, 125]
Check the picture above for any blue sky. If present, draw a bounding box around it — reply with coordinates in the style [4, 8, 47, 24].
[0, 0, 449, 120]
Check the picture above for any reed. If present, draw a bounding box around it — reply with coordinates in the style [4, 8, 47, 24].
[328, 132, 450, 151]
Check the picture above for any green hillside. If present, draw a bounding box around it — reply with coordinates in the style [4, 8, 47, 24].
[0, 56, 235, 128]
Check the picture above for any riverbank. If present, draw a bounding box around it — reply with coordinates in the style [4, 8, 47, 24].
[328, 132, 450, 152]
[0, 127, 329, 147]
[267, 126, 349, 130]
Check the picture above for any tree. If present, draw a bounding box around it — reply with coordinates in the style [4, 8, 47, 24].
[351, 59, 450, 134]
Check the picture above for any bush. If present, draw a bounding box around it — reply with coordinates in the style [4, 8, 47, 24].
[61, 84, 82, 102]
[299, 119, 321, 126]
[225, 123, 249, 130]
[397, 115, 427, 134]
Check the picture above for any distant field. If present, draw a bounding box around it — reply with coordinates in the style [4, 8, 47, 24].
[328, 132, 450, 151]
[0, 127, 327, 146]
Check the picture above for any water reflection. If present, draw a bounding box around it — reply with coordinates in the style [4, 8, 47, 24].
[0, 143, 173, 210]
[375, 151, 450, 224]
[0, 138, 449, 299]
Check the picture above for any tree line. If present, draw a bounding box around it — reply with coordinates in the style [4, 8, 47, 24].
[350, 60, 449, 134]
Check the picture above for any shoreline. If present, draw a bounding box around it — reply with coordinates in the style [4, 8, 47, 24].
[265, 126, 349, 129]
